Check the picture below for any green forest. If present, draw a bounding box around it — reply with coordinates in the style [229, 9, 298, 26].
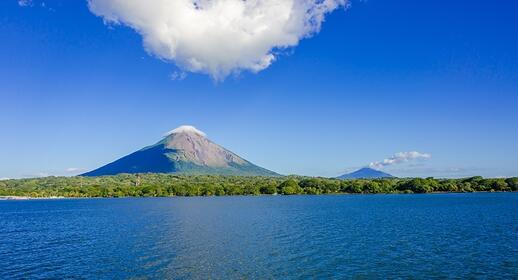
[0, 174, 517, 198]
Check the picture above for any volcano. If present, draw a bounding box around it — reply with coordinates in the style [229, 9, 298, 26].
[338, 167, 394, 179]
[82, 126, 278, 177]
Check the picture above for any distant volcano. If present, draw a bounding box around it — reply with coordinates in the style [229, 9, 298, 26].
[82, 126, 278, 177]
[337, 167, 394, 179]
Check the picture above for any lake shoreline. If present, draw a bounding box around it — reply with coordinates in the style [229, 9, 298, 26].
[1, 191, 515, 200]
[2, 175, 515, 197]
[0, 196, 65, 201]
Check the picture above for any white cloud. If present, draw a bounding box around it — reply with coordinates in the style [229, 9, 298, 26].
[369, 151, 431, 169]
[18, 0, 33, 7]
[87, 0, 347, 80]
[17, 1, 54, 11]
[170, 71, 187, 81]
[165, 125, 207, 137]
[65, 167, 84, 173]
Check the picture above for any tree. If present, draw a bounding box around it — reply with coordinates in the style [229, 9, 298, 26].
[505, 178, 518, 191]
[364, 181, 382, 193]
[398, 178, 433, 193]
[279, 179, 302, 195]
[259, 184, 277, 194]
[489, 179, 510, 191]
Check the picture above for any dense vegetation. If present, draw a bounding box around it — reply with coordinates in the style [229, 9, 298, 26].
[0, 174, 516, 198]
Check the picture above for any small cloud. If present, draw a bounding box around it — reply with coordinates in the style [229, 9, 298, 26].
[0, 177, 10, 181]
[65, 167, 84, 173]
[18, 0, 33, 7]
[170, 71, 187, 81]
[369, 151, 431, 169]
[164, 125, 206, 137]
[18, 1, 53, 11]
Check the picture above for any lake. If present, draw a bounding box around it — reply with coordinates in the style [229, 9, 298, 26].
[1, 193, 517, 279]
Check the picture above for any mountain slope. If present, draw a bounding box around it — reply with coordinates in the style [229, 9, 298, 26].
[338, 167, 394, 179]
[82, 126, 278, 177]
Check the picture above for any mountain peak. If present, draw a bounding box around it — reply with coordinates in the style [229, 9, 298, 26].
[165, 125, 206, 137]
[338, 167, 395, 179]
[82, 126, 278, 177]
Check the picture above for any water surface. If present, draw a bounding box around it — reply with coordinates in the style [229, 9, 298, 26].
[1, 193, 517, 279]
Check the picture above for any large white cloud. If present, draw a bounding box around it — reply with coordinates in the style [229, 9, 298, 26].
[87, 0, 346, 80]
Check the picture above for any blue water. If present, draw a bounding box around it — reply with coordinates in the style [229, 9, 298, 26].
[1, 193, 517, 279]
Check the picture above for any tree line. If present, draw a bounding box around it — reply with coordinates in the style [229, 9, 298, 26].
[0, 174, 516, 198]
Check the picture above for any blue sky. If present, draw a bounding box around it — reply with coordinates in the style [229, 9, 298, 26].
[1, 0, 517, 179]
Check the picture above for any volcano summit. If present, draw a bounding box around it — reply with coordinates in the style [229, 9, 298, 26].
[82, 126, 278, 177]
